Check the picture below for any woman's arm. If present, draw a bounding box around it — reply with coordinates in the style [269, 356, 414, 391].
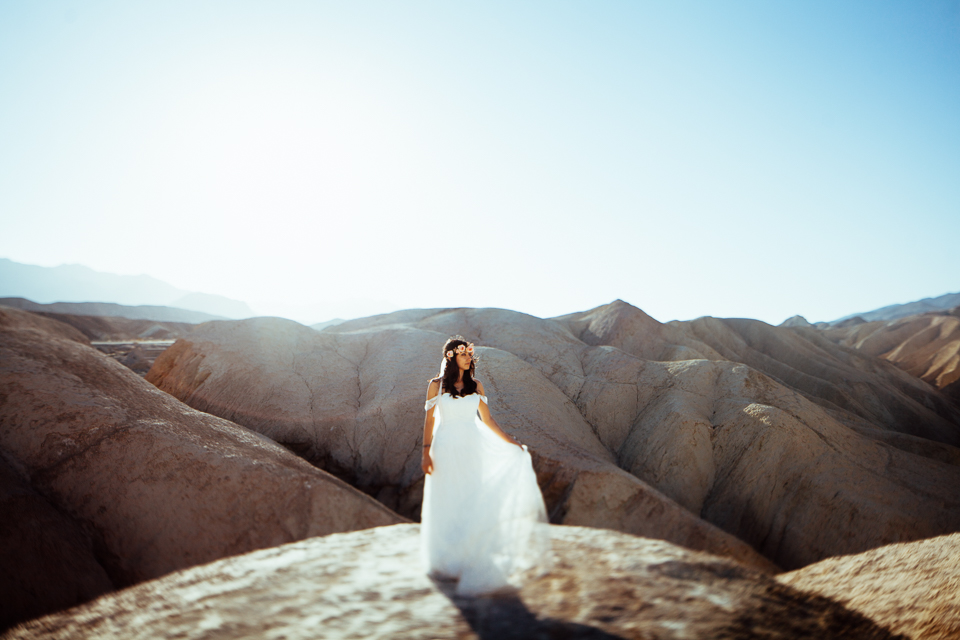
[422, 378, 440, 474]
[476, 381, 523, 449]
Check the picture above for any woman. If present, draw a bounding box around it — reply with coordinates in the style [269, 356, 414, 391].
[420, 335, 551, 596]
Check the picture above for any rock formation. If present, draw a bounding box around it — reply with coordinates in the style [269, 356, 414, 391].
[148, 305, 960, 571]
[29, 311, 197, 342]
[0, 456, 113, 631]
[779, 532, 960, 640]
[4, 524, 901, 640]
[0, 305, 201, 377]
[147, 316, 775, 572]
[821, 306, 960, 406]
[779, 314, 812, 327]
[554, 300, 960, 446]
[0, 306, 401, 602]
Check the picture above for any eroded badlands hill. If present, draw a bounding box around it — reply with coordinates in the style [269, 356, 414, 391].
[0, 306, 400, 627]
[31, 311, 197, 342]
[3, 525, 901, 640]
[554, 300, 960, 447]
[820, 306, 960, 406]
[147, 315, 773, 572]
[147, 304, 960, 571]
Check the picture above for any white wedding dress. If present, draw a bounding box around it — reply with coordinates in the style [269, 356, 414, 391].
[420, 389, 552, 596]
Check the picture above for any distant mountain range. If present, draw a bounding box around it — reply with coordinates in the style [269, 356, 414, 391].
[2, 257, 956, 329]
[0, 258, 255, 319]
[0, 297, 226, 324]
[831, 291, 960, 324]
[781, 292, 960, 328]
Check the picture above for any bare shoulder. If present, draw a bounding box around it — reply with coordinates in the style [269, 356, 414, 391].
[475, 379, 485, 394]
[426, 377, 441, 397]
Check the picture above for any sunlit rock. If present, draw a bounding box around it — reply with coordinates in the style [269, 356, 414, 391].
[5, 524, 899, 640]
[147, 315, 776, 573]
[149, 306, 960, 571]
[779, 532, 960, 640]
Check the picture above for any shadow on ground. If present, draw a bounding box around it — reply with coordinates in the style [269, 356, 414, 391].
[432, 577, 625, 640]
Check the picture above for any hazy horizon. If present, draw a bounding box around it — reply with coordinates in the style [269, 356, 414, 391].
[2, 2, 958, 325]
[4, 255, 957, 326]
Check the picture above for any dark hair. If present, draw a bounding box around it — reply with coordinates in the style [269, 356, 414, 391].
[440, 335, 478, 398]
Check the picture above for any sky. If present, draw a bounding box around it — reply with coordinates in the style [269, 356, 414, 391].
[1, 1, 958, 325]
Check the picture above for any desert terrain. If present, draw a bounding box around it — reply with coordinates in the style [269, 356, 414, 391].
[2, 296, 958, 638]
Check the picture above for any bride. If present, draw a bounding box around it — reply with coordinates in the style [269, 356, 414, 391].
[420, 336, 552, 596]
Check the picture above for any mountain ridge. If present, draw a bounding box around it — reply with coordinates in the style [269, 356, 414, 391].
[0, 297, 226, 324]
[0, 258, 254, 319]
[830, 291, 960, 324]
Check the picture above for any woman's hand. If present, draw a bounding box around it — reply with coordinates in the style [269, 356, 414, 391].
[422, 449, 434, 475]
[421, 378, 439, 475]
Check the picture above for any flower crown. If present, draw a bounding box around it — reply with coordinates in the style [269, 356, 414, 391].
[446, 342, 475, 359]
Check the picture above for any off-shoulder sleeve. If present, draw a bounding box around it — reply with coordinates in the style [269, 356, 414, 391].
[424, 395, 439, 411]
[478, 394, 488, 405]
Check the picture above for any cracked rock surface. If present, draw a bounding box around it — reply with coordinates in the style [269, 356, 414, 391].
[3, 524, 903, 640]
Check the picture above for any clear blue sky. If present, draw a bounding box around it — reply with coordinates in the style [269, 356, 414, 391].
[1, 1, 958, 324]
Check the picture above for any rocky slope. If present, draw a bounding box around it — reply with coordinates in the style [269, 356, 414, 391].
[554, 300, 960, 447]
[820, 306, 960, 406]
[7, 308, 199, 377]
[779, 532, 960, 640]
[147, 316, 775, 572]
[148, 306, 960, 571]
[28, 311, 197, 342]
[0, 456, 113, 630]
[3, 524, 901, 640]
[0, 306, 401, 625]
